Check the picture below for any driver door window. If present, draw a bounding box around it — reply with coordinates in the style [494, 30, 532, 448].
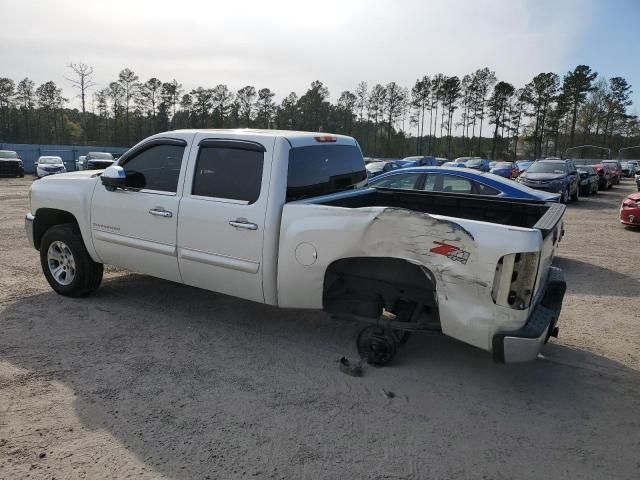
[121, 144, 185, 192]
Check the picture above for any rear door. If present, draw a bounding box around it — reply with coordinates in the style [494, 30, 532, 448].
[177, 136, 274, 303]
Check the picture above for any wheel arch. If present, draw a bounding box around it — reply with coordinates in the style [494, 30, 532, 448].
[322, 256, 438, 317]
[33, 208, 81, 250]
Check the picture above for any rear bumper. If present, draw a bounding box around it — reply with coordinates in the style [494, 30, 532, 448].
[25, 213, 35, 248]
[492, 266, 566, 363]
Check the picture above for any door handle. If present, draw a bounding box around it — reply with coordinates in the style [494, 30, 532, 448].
[149, 208, 173, 218]
[229, 219, 258, 230]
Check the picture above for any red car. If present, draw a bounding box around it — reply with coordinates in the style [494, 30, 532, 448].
[592, 163, 613, 190]
[603, 160, 622, 185]
[620, 192, 640, 226]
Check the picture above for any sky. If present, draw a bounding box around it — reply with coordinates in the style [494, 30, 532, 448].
[1, 0, 639, 112]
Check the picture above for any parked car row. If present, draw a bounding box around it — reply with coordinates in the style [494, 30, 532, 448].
[620, 160, 638, 177]
[368, 166, 560, 201]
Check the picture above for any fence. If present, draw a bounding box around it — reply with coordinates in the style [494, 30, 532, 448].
[0, 143, 129, 174]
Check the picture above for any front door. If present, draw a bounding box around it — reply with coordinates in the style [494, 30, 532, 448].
[91, 139, 189, 282]
[177, 136, 273, 303]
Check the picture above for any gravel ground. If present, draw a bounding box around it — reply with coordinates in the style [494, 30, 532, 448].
[0, 176, 639, 480]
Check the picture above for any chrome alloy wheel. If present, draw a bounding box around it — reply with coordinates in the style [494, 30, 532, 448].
[47, 241, 76, 285]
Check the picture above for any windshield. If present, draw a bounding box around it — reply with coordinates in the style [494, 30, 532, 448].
[87, 152, 114, 160]
[38, 157, 63, 164]
[0, 151, 18, 159]
[287, 144, 366, 201]
[492, 162, 512, 168]
[525, 162, 567, 174]
[577, 166, 592, 172]
[466, 159, 482, 166]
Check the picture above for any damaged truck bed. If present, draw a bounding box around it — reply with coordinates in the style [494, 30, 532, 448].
[279, 187, 566, 364]
[26, 129, 566, 366]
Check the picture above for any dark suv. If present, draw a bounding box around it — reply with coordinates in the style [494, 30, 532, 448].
[517, 159, 580, 203]
[85, 152, 115, 170]
[0, 150, 25, 177]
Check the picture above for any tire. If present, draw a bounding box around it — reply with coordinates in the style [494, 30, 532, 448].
[40, 224, 103, 297]
[560, 187, 568, 204]
[571, 184, 579, 201]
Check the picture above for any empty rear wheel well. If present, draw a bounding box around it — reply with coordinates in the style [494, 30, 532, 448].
[323, 257, 438, 319]
[33, 209, 80, 250]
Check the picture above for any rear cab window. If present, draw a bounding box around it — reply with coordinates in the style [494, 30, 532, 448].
[287, 145, 366, 201]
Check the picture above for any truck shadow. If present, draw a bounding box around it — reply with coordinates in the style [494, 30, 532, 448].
[1, 274, 639, 479]
[553, 256, 640, 297]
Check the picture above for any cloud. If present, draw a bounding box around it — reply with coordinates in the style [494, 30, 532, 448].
[0, 0, 605, 107]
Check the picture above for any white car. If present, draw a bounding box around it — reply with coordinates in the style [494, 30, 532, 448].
[76, 155, 87, 171]
[35, 156, 66, 178]
[25, 129, 567, 365]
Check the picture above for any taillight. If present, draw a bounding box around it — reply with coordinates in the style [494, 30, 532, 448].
[314, 135, 337, 143]
[491, 252, 540, 310]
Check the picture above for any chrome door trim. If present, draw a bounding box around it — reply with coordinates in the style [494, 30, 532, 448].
[93, 230, 176, 256]
[178, 247, 260, 274]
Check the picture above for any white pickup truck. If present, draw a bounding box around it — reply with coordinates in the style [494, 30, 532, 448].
[25, 129, 566, 365]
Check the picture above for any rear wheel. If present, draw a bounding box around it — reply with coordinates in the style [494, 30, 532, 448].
[40, 224, 103, 297]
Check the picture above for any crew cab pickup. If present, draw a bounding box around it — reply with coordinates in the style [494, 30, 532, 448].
[25, 130, 566, 365]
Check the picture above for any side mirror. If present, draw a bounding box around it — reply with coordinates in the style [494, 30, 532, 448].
[101, 165, 126, 191]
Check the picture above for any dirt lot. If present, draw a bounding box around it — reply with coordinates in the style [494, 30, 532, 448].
[1, 176, 639, 480]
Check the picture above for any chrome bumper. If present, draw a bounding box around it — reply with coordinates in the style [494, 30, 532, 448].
[492, 267, 566, 363]
[25, 213, 35, 248]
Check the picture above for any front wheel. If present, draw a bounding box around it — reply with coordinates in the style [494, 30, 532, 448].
[571, 185, 579, 201]
[40, 224, 103, 297]
[560, 187, 568, 204]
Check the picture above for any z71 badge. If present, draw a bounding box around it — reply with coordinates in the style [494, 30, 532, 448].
[430, 241, 470, 264]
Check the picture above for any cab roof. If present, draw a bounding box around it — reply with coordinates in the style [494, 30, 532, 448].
[165, 129, 358, 148]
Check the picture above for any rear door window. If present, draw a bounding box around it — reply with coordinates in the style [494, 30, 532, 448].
[287, 145, 366, 201]
[422, 174, 473, 194]
[192, 146, 264, 203]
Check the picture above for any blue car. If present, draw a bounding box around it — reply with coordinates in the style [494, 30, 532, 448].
[367, 167, 560, 201]
[399, 155, 439, 167]
[443, 161, 468, 168]
[465, 158, 491, 172]
[489, 161, 516, 179]
[516, 160, 534, 174]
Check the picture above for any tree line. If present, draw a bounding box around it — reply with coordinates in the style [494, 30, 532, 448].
[0, 62, 637, 160]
